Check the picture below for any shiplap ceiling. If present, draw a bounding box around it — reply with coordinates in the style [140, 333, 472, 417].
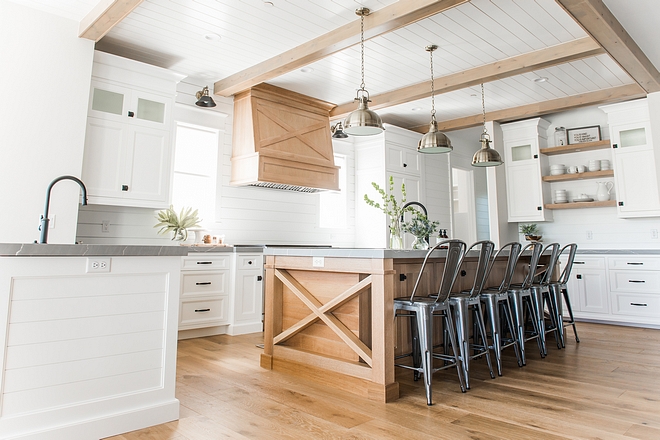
[11, 0, 660, 131]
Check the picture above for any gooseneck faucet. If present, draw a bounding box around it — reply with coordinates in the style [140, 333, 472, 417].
[38, 175, 88, 244]
[401, 201, 430, 245]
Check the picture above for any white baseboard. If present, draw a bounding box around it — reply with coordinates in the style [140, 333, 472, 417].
[178, 325, 229, 340]
[228, 321, 263, 336]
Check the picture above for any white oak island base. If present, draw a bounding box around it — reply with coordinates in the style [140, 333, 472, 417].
[0, 255, 181, 440]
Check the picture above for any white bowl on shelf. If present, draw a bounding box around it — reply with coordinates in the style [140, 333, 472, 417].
[550, 169, 565, 175]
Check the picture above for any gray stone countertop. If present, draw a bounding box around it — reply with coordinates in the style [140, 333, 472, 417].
[575, 249, 660, 255]
[0, 243, 190, 257]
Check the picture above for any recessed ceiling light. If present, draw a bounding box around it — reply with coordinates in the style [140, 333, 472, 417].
[204, 33, 221, 42]
[300, 67, 314, 73]
[534, 76, 549, 83]
[411, 107, 423, 111]
[470, 93, 478, 97]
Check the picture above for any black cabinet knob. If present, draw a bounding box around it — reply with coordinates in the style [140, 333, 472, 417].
[257, 275, 263, 281]
[618, 201, 624, 206]
[248, 260, 253, 265]
[128, 111, 134, 117]
[576, 274, 582, 279]
[121, 185, 129, 191]
[612, 143, 618, 148]
[403, 163, 408, 167]
[399, 274, 407, 281]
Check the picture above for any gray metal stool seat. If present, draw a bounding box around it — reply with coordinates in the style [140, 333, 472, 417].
[547, 243, 580, 347]
[394, 239, 467, 405]
[479, 241, 524, 376]
[530, 242, 561, 355]
[507, 241, 545, 365]
[447, 240, 496, 389]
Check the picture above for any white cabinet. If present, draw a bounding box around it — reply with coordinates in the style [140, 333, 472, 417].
[565, 256, 609, 314]
[179, 254, 232, 330]
[601, 99, 660, 217]
[82, 51, 184, 209]
[355, 124, 426, 249]
[501, 118, 553, 222]
[229, 253, 264, 335]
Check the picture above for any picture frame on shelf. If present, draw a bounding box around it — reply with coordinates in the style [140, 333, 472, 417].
[567, 125, 601, 145]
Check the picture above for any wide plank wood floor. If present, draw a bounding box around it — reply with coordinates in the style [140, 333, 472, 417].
[106, 322, 660, 439]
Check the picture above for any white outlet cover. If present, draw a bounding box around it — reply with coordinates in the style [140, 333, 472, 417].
[312, 257, 324, 267]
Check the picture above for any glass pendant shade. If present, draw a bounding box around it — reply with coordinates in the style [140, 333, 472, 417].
[418, 118, 452, 153]
[343, 94, 384, 136]
[472, 132, 503, 167]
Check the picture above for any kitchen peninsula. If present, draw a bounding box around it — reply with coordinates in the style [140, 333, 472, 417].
[0, 244, 188, 440]
[261, 247, 526, 403]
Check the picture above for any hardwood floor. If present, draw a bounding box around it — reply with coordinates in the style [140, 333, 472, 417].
[106, 323, 660, 439]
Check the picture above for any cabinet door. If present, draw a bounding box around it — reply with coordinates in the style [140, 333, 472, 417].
[130, 90, 171, 129]
[574, 270, 609, 314]
[87, 80, 129, 123]
[387, 144, 421, 175]
[234, 271, 263, 323]
[506, 164, 546, 222]
[612, 146, 660, 217]
[82, 117, 128, 199]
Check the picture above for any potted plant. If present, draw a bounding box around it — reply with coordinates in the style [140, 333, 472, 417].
[154, 205, 201, 241]
[402, 213, 439, 250]
[519, 223, 542, 241]
[364, 176, 415, 249]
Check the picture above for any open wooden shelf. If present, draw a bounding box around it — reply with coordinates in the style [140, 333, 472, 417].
[545, 200, 617, 210]
[542, 169, 614, 182]
[540, 139, 611, 155]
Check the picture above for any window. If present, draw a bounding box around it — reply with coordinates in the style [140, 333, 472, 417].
[319, 154, 347, 229]
[171, 122, 219, 226]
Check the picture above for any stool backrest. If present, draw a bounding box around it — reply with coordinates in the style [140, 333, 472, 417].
[409, 239, 466, 302]
[556, 243, 578, 285]
[537, 242, 561, 285]
[461, 240, 496, 298]
[518, 241, 544, 289]
[484, 241, 522, 293]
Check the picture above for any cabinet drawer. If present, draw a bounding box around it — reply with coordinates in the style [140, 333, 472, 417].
[565, 256, 606, 270]
[612, 293, 660, 318]
[180, 298, 228, 327]
[181, 272, 229, 295]
[608, 256, 660, 271]
[237, 254, 263, 270]
[182, 255, 231, 270]
[609, 270, 660, 293]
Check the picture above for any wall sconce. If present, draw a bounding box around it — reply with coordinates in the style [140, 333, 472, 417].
[195, 86, 216, 107]
[331, 122, 349, 139]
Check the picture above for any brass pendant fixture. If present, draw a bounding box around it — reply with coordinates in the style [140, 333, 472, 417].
[343, 8, 384, 136]
[331, 121, 349, 138]
[472, 83, 502, 167]
[418, 44, 452, 154]
[195, 86, 216, 107]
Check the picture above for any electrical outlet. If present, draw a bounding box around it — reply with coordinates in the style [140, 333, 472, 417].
[102, 220, 110, 233]
[652, 229, 659, 239]
[586, 231, 593, 240]
[312, 256, 325, 268]
[86, 258, 111, 273]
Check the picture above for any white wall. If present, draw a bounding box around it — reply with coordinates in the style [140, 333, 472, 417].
[0, 1, 94, 244]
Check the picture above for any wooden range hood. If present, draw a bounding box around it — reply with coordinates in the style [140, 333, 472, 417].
[230, 83, 339, 192]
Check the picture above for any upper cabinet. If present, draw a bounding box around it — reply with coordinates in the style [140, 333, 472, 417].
[81, 51, 184, 209]
[600, 99, 660, 218]
[501, 118, 553, 222]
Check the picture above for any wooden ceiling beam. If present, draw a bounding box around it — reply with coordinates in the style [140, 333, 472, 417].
[79, 0, 143, 42]
[406, 83, 646, 133]
[212, 0, 468, 97]
[556, 0, 660, 93]
[330, 37, 605, 119]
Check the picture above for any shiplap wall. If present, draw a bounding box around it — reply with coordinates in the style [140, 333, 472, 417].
[78, 78, 356, 246]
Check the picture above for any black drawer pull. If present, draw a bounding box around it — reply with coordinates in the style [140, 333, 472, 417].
[196, 261, 213, 265]
[576, 274, 582, 279]
[630, 303, 648, 307]
[194, 308, 211, 312]
[627, 262, 644, 265]
[400, 274, 407, 281]
[257, 275, 263, 281]
[248, 260, 253, 265]
[195, 282, 212, 285]
[574, 261, 585, 264]
[629, 280, 646, 283]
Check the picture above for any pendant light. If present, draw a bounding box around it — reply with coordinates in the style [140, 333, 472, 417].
[331, 121, 349, 138]
[471, 83, 503, 167]
[195, 86, 216, 108]
[418, 44, 452, 154]
[343, 8, 384, 136]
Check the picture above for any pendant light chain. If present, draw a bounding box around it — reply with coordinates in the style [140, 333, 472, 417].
[430, 48, 436, 119]
[359, 13, 366, 90]
[481, 83, 487, 132]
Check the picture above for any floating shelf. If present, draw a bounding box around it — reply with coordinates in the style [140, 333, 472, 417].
[540, 140, 611, 155]
[545, 200, 617, 210]
[542, 169, 614, 182]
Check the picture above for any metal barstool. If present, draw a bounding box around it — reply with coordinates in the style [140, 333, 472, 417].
[507, 241, 545, 365]
[547, 243, 580, 347]
[447, 240, 496, 389]
[530, 242, 561, 355]
[394, 239, 467, 405]
[479, 241, 524, 376]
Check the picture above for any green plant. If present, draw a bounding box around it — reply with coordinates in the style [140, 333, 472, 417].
[154, 205, 201, 241]
[519, 223, 540, 236]
[364, 176, 415, 220]
[402, 213, 439, 238]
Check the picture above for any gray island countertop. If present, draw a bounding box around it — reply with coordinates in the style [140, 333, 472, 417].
[0, 243, 191, 257]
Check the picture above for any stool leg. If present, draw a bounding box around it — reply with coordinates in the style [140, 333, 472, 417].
[409, 315, 421, 380]
[452, 298, 470, 389]
[562, 287, 580, 343]
[502, 297, 523, 367]
[416, 306, 434, 405]
[474, 301, 495, 379]
[483, 295, 502, 376]
[509, 291, 526, 366]
[442, 308, 466, 393]
[529, 291, 547, 357]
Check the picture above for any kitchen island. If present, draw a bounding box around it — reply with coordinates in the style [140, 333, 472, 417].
[261, 247, 526, 403]
[0, 244, 188, 440]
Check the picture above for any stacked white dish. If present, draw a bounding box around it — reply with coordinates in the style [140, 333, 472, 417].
[600, 159, 610, 170]
[550, 164, 566, 176]
[554, 189, 568, 203]
[588, 159, 600, 171]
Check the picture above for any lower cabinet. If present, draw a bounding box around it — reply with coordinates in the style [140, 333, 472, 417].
[562, 254, 660, 327]
[179, 252, 264, 338]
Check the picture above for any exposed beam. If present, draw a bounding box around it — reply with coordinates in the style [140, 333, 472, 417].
[556, 0, 660, 93]
[213, 0, 468, 97]
[79, 0, 143, 42]
[330, 37, 604, 119]
[407, 83, 645, 133]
